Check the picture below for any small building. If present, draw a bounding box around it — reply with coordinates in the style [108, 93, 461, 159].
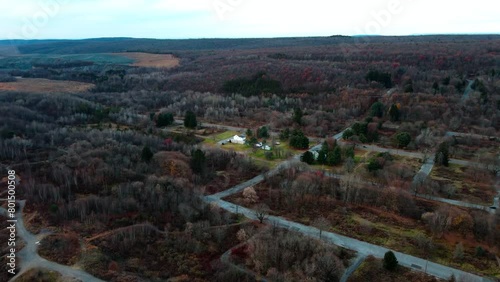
[230, 135, 246, 145]
[311, 151, 319, 160]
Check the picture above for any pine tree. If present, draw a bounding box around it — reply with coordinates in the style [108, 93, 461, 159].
[301, 151, 315, 165]
[435, 142, 450, 166]
[184, 111, 197, 129]
[190, 149, 206, 174]
[389, 104, 400, 122]
[141, 146, 153, 163]
[293, 108, 303, 125]
[383, 251, 398, 271]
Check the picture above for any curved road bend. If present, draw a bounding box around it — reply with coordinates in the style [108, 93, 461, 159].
[4, 201, 104, 282]
[205, 198, 489, 282]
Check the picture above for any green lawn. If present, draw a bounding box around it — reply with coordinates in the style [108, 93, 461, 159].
[203, 130, 240, 145]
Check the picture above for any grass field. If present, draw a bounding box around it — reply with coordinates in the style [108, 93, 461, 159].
[226, 185, 500, 278]
[113, 52, 180, 68]
[203, 130, 240, 145]
[0, 78, 94, 93]
[349, 256, 445, 282]
[430, 164, 496, 205]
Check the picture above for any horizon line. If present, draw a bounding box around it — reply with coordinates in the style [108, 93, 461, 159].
[1, 33, 500, 41]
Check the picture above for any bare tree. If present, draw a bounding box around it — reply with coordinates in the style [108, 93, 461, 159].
[312, 217, 330, 239]
[243, 186, 259, 204]
[253, 203, 270, 223]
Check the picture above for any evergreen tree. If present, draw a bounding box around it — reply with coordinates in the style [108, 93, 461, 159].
[388, 104, 400, 122]
[184, 111, 197, 129]
[257, 126, 270, 138]
[342, 129, 354, 140]
[301, 151, 315, 165]
[141, 146, 153, 163]
[432, 81, 439, 94]
[395, 132, 411, 148]
[383, 251, 398, 271]
[246, 128, 253, 137]
[435, 142, 450, 166]
[326, 146, 342, 166]
[293, 108, 303, 125]
[289, 129, 309, 149]
[190, 149, 206, 174]
[280, 128, 291, 141]
[156, 112, 174, 127]
[370, 102, 385, 118]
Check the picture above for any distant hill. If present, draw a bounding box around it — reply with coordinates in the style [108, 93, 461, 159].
[1, 35, 499, 54]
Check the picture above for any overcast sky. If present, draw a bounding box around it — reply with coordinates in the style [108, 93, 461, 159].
[1, 0, 499, 39]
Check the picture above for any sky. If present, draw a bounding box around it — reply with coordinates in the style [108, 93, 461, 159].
[1, 0, 499, 39]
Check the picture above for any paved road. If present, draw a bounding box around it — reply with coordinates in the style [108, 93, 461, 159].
[3, 201, 104, 282]
[204, 198, 488, 282]
[342, 142, 486, 169]
[411, 157, 498, 213]
[173, 119, 252, 133]
[212, 174, 266, 199]
[446, 131, 498, 141]
[219, 227, 270, 282]
[462, 80, 475, 102]
[415, 194, 494, 213]
[340, 255, 366, 282]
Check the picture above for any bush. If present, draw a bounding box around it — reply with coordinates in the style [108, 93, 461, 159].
[301, 151, 315, 165]
[366, 70, 392, 88]
[395, 132, 411, 148]
[383, 251, 398, 271]
[222, 71, 282, 96]
[156, 112, 174, 127]
[289, 130, 309, 149]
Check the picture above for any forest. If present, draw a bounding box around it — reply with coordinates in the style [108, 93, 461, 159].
[0, 35, 499, 281]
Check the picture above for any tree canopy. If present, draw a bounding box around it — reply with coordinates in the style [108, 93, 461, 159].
[184, 111, 197, 129]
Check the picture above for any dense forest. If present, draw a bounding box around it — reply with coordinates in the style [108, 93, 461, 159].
[0, 35, 499, 281]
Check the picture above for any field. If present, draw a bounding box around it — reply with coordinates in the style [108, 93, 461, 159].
[429, 164, 496, 205]
[349, 256, 445, 282]
[351, 150, 422, 187]
[114, 52, 180, 68]
[0, 78, 94, 93]
[224, 176, 500, 278]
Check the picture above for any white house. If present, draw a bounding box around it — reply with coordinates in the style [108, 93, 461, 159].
[311, 151, 319, 160]
[230, 135, 246, 145]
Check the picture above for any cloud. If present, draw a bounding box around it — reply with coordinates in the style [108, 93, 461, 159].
[0, 0, 499, 39]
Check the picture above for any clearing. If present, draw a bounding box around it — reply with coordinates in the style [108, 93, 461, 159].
[429, 164, 496, 205]
[0, 78, 94, 93]
[113, 52, 180, 68]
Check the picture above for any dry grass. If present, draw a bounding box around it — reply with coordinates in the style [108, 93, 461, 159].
[114, 52, 180, 68]
[0, 78, 94, 93]
[349, 256, 444, 282]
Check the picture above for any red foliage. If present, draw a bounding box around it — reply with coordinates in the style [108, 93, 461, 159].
[230, 244, 248, 259]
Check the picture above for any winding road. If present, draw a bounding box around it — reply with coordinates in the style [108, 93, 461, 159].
[1, 201, 104, 282]
[204, 197, 489, 282]
[203, 128, 496, 281]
